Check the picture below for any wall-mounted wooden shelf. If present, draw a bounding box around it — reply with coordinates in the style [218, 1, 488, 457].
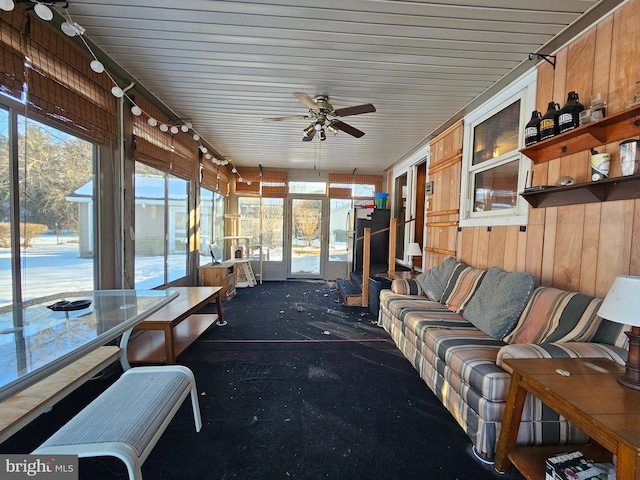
[521, 174, 640, 208]
[520, 103, 640, 163]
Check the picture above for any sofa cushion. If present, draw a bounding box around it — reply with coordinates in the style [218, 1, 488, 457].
[496, 342, 628, 372]
[503, 287, 603, 344]
[462, 267, 535, 339]
[441, 264, 487, 313]
[415, 256, 460, 301]
[590, 318, 631, 350]
[390, 278, 424, 296]
[424, 328, 509, 402]
[379, 289, 436, 319]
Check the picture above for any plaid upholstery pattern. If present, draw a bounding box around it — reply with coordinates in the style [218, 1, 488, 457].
[390, 278, 424, 296]
[441, 264, 487, 313]
[496, 342, 627, 372]
[503, 287, 604, 345]
[382, 309, 589, 458]
[377, 279, 623, 459]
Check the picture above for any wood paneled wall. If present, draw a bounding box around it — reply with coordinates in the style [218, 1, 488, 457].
[452, 0, 640, 298]
[425, 121, 463, 270]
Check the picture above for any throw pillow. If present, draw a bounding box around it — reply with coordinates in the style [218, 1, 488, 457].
[415, 256, 460, 301]
[390, 278, 424, 296]
[462, 266, 535, 339]
[441, 264, 487, 313]
[503, 287, 603, 345]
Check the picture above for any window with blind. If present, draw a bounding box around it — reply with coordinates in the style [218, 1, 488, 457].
[235, 169, 287, 198]
[328, 173, 383, 207]
[0, 8, 116, 145]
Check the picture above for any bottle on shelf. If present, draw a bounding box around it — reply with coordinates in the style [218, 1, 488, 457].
[558, 91, 584, 133]
[524, 111, 542, 146]
[539, 102, 560, 141]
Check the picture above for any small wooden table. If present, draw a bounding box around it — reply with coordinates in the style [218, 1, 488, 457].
[127, 286, 224, 364]
[494, 357, 640, 480]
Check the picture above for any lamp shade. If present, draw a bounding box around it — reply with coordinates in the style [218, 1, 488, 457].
[406, 242, 422, 257]
[597, 275, 640, 326]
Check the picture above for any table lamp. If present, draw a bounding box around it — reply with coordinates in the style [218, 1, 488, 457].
[406, 242, 422, 273]
[597, 275, 640, 390]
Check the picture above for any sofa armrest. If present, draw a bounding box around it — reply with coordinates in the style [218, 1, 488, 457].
[390, 278, 424, 296]
[496, 342, 627, 374]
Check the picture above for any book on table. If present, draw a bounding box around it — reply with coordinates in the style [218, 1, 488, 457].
[545, 450, 616, 480]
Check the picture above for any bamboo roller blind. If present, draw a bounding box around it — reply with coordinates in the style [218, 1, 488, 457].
[0, 8, 117, 145]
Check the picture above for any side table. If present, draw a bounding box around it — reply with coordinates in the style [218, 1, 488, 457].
[494, 357, 640, 480]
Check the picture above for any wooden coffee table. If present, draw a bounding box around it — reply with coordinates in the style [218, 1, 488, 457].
[494, 357, 640, 480]
[127, 286, 224, 364]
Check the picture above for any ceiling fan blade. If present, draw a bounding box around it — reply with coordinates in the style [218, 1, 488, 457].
[332, 120, 365, 138]
[293, 92, 319, 111]
[263, 115, 309, 122]
[334, 103, 376, 117]
[302, 129, 317, 142]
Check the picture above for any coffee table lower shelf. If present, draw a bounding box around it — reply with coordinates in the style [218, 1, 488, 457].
[127, 314, 218, 363]
[507, 444, 612, 480]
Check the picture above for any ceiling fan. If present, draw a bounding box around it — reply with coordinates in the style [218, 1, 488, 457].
[263, 92, 376, 142]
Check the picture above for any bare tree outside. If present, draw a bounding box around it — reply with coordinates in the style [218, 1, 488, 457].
[293, 199, 321, 246]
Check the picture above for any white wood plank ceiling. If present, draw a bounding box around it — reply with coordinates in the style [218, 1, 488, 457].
[61, 0, 622, 172]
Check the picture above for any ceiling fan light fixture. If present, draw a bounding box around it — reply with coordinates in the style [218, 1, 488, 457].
[327, 124, 339, 136]
[314, 121, 323, 131]
[303, 124, 315, 138]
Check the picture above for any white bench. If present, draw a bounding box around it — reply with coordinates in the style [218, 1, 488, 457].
[33, 365, 202, 480]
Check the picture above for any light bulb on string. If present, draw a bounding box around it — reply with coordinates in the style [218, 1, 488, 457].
[180, 125, 189, 132]
[61, 21, 85, 37]
[90, 60, 104, 73]
[0, 0, 15, 12]
[159, 124, 168, 132]
[148, 117, 158, 127]
[170, 126, 179, 134]
[111, 86, 124, 98]
[232, 167, 237, 174]
[199, 146, 207, 153]
[193, 134, 200, 141]
[247, 181, 252, 186]
[131, 105, 142, 116]
[34, 2, 53, 21]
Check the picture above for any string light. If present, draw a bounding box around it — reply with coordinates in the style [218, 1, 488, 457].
[30, 2, 226, 168]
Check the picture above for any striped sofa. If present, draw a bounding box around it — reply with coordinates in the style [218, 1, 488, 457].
[377, 258, 630, 460]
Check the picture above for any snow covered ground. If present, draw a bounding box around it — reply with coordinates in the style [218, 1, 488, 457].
[1, 236, 348, 306]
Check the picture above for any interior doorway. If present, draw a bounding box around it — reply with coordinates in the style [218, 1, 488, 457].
[394, 173, 408, 261]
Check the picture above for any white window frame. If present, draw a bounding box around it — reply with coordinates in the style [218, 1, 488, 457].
[459, 69, 536, 227]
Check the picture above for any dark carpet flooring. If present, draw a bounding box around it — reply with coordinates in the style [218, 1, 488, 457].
[1, 281, 525, 479]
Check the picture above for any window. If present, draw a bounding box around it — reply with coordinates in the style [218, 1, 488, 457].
[238, 197, 284, 262]
[134, 163, 190, 288]
[329, 199, 351, 261]
[199, 187, 225, 265]
[0, 111, 97, 306]
[289, 181, 326, 195]
[460, 70, 536, 227]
